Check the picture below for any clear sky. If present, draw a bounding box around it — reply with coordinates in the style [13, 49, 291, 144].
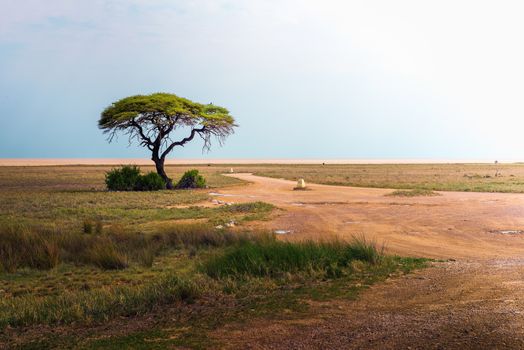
[1, 0, 523, 160]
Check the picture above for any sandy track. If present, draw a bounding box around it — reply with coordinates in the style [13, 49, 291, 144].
[211, 174, 524, 349]
[219, 173, 524, 260]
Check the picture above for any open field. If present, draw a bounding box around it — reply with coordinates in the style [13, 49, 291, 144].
[230, 163, 524, 193]
[0, 165, 425, 349]
[4, 164, 524, 348]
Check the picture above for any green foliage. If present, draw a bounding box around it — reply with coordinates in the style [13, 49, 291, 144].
[105, 166, 166, 191]
[105, 165, 141, 191]
[203, 238, 382, 279]
[99, 93, 235, 130]
[135, 172, 165, 191]
[176, 169, 207, 189]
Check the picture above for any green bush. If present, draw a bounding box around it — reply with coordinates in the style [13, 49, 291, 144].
[105, 165, 141, 191]
[175, 169, 206, 189]
[105, 166, 166, 191]
[135, 172, 165, 191]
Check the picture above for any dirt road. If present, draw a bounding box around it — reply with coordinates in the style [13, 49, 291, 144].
[211, 174, 524, 349]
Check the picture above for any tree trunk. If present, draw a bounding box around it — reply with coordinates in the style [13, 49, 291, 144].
[153, 157, 174, 189]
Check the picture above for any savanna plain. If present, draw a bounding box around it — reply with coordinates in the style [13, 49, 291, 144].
[2, 163, 524, 349]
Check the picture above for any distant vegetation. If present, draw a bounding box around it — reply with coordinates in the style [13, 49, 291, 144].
[232, 163, 524, 193]
[386, 189, 441, 197]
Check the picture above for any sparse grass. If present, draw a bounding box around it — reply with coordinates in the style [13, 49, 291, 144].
[0, 222, 274, 273]
[386, 189, 441, 197]
[225, 163, 524, 193]
[0, 165, 432, 348]
[0, 273, 198, 328]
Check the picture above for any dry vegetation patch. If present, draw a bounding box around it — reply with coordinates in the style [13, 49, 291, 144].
[228, 163, 524, 193]
[386, 189, 441, 197]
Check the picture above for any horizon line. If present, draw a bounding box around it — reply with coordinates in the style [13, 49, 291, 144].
[0, 158, 516, 166]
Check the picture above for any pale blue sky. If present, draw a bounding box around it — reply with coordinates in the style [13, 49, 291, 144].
[1, 0, 523, 160]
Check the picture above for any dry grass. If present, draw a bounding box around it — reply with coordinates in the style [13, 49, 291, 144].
[386, 189, 441, 197]
[227, 163, 524, 193]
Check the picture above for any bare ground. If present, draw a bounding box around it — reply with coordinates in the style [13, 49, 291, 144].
[210, 174, 524, 349]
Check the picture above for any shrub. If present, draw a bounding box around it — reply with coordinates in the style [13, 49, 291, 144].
[135, 172, 165, 191]
[175, 169, 206, 189]
[105, 166, 167, 191]
[105, 165, 141, 191]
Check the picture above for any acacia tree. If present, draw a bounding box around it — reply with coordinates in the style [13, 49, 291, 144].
[99, 93, 236, 189]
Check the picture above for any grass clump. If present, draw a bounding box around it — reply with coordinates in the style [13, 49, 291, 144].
[0, 222, 271, 273]
[386, 189, 440, 197]
[223, 202, 274, 213]
[176, 169, 206, 189]
[0, 273, 198, 327]
[159, 223, 271, 249]
[203, 236, 382, 279]
[0, 225, 61, 273]
[84, 239, 128, 270]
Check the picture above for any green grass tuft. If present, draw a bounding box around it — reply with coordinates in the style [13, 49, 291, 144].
[203, 237, 382, 279]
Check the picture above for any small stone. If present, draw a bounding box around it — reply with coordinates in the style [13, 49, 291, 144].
[296, 178, 306, 189]
[229, 168, 234, 173]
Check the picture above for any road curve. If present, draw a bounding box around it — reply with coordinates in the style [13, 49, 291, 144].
[209, 173, 524, 349]
[217, 173, 524, 260]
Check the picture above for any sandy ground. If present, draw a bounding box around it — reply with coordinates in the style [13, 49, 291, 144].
[210, 174, 524, 349]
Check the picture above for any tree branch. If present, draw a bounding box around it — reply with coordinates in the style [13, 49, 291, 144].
[130, 119, 154, 147]
[160, 126, 206, 159]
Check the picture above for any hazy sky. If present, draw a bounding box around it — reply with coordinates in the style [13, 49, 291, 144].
[1, 0, 523, 160]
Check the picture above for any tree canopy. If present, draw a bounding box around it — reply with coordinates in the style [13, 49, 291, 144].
[99, 93, 236, 188]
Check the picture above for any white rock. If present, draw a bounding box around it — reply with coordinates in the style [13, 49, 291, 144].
[229, 168, 234, 173]
[296, 178, 306, 189]
[274, 230, 292, 235]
